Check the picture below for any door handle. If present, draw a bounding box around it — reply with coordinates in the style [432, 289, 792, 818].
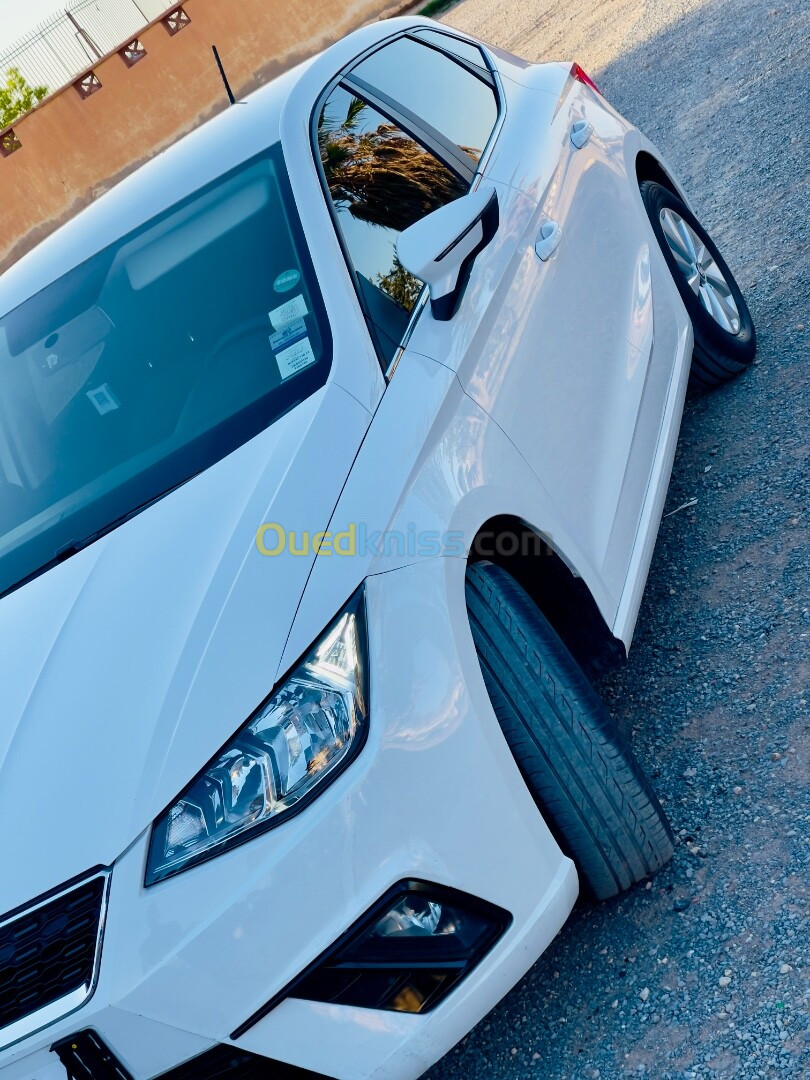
[570, 119, 592, 148]
[535, 221, 562, 261]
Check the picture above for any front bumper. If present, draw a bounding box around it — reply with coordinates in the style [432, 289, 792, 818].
[0, 557, 577, 1080]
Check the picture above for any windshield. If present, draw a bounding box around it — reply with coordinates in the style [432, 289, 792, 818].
[0, 145, 330, 597]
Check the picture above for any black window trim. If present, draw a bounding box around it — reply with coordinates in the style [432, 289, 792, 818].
[340, 73, 477, 185]
[309, 27, 504, 377]
[311, 75, 406, 369]
[406, 27, 497, 88]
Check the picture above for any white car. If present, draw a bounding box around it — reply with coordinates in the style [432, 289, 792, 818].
[0, 16, 756, 1080]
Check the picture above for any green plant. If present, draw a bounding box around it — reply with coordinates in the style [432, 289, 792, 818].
[376, 258, 423, 310]
[0, 67, 48, 129]
[418, 0, 458, 17]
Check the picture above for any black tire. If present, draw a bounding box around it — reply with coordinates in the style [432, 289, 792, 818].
[640, 180, 756, 390]
[466, 562, 674, 900]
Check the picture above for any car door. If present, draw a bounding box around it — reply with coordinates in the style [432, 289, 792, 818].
[399, 53, 678, 620]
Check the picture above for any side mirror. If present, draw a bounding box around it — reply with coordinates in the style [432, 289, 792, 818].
[396, 187, 499, 321]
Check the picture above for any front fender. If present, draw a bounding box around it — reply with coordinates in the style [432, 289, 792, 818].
[276, 349, 612, 678]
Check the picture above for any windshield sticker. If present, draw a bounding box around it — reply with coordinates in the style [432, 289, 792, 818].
[269, 294, 308, 331]
[273, 269, 301, 293]
[276, 337, 316, 380]
[269, 317, 306, 352]
[86, 383, 120, 415]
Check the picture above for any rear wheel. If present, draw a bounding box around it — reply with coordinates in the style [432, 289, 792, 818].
[466, 561, 674, 900]
[640, 180, 756, 390]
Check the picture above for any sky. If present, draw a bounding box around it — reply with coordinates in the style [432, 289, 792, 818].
[0, 0, 64, 54]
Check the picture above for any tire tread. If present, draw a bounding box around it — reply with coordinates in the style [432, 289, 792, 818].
[466, 562, 674, 900]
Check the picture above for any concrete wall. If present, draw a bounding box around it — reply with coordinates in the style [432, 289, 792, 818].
[0, 0, 408, 273]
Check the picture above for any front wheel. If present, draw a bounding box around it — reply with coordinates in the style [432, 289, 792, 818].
[466, 562, 674, 900]
[640, 180, 756, 390]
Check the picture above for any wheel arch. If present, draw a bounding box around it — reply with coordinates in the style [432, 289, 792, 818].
[635, 150, 682, 195]
[634, 149, 698, 215]
[466, 515, 626, 680]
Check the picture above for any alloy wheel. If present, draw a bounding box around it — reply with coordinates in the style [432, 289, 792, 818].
[659, 207, 741, 334]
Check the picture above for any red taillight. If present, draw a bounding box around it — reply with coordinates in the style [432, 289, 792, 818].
[570, 62, 601, 95]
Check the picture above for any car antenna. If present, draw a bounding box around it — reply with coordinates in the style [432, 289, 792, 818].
[212, 45, 238, 105]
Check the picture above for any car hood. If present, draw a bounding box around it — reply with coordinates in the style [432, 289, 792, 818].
[0, 382, 370, 914]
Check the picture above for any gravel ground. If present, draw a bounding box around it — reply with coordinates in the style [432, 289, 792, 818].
[424, 0, 810, 1077]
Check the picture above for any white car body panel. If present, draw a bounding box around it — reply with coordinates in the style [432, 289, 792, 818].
[1, 560, 577, 1080]
[279, 348, 600, 676]
[0, 381, 370, 914]
[406, 55, 693, 627]
[0, 15, 698, 1079]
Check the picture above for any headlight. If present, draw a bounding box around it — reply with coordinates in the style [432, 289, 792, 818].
[145, 591, 367, 885]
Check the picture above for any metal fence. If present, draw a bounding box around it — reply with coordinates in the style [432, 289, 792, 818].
[0, 0, 169, 97]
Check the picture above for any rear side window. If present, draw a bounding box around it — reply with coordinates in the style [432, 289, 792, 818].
[412, 28, 493, 75]
[350, 35, 499, 166]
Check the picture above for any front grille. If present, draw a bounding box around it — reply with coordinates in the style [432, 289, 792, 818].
[0, 870, 108, 1047]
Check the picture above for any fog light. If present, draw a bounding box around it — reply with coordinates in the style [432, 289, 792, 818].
[374, 896, 443, 937]
[239, 881, 510, 1027]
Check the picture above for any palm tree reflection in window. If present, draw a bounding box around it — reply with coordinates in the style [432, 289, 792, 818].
[318, 96, 473, 315]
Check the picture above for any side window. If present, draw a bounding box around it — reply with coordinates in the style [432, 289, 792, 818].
[317, 86, 467, 365]
[350, 35, 499, 167]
